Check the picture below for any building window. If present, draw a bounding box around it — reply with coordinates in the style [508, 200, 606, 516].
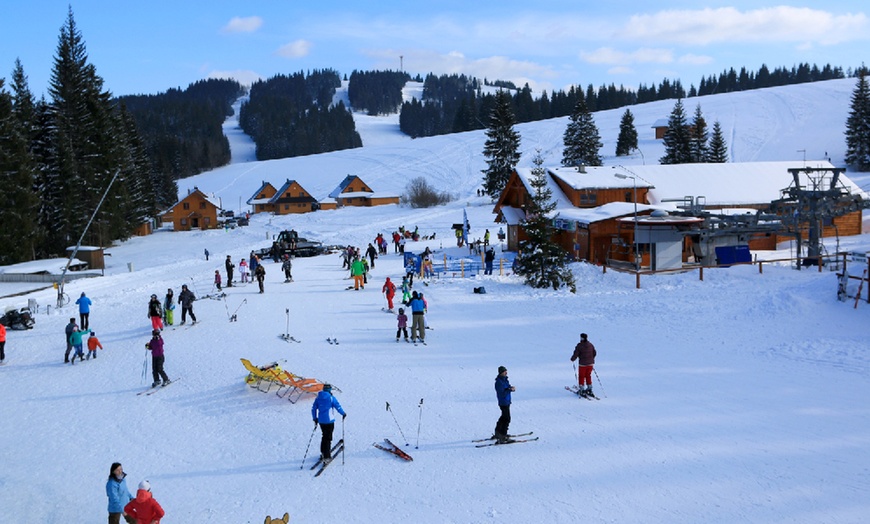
[625, 192, 632, 203]
[199, 202, 206, 209]
[204, 217, 210, 225]
[183, 203, 190, 210]
[180, 218, 187, 226]
[579, 192, 597, 205]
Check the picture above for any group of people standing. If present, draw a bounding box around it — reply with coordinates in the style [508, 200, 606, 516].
[106, 462, 164, 524]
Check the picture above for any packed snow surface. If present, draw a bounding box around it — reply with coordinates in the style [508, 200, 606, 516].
[1, 79, 869, 523]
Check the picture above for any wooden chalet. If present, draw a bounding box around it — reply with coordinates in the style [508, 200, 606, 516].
[247, 179, 317, 215]
[320, 175, 400, 210]
[493, 161, 867, 268]
[161, 187, 220, 231]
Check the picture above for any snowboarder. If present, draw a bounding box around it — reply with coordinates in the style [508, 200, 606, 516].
[64, 317, 77, 363]
[214, 270, 222, 292]
[163, 289, 175, 326]
[396, 307, 409, 342]
[382, 277, 396, 310]
[239, 258, 249, 283]
[282, 254, 293, 282]
[312, 384, 346, 461]
[87, 331, 103, 360]
[105, 462, 134, 524]
[255, 263, 266, 293]
[570, 333, 597, 397]
[147, 294, 164, 332]
[494, 366, 515, 442]
[124, 480, 165, 524]
[145, 329, 171, 388]
[75, 292, 92, 331]
[178, 284, 197, 325]
[225, 255, 235, 287]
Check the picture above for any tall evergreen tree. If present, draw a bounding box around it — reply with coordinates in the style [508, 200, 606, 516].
[513, 151, 576, 292]
[706, 121, 729, 163]
[481, 90, 521, 198]
[561, 94, 602, 167]
[0, 79, 39, 263]
[615, 108, 638, 156]
[659, 99, 692, 164]
[844, 70, 870, 171]
[688, 104, 709, 163]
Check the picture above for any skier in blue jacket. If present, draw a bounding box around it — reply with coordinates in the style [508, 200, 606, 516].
[312, 384, 346, 461]
[494, 366, 515, 442]
[75, 292, 92, 330]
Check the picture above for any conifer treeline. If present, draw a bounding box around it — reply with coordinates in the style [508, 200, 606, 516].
[0, 10, 171, 263]
[238, 69, 362, 160]
[347, 70, 410, 115]
[118, 78, 243, 208]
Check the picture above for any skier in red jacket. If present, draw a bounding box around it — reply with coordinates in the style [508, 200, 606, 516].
[570, 333, 597, 397]
[124, 480, 164, 524]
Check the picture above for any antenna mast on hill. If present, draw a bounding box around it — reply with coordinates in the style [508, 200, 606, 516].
[400, 55, 404, 72]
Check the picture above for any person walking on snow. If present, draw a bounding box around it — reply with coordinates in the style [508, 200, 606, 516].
[69, 326, 87, 364]
[178, 284, 197, 325]
[282, 254, 293, 282]
[124, 480, 164, 524]
[147, 294, 164, 332]
[366, 243, 378, 269]
[409, 291, 426, 343]
[570, 333, 597, 397]
[400, 276, 411, 305]
[312, 384, 346, 461]
[106, 462, 134, 524]
[64, 317, 77, 363]
[225, 255, 235, 287]
[493, 366, 515, 442]
[351, 256, 366, 290]
[214, 270, 222, 291]
[382, 277, 396, 311]
[87, 331, 103, 360]
[75, 292, 92, 330]
[145, 329, 171, 388]
[255, 263, 266, 293]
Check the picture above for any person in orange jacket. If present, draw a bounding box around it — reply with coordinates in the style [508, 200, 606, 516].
[86, 331, 103, 360]
[124, 480, 164, 524]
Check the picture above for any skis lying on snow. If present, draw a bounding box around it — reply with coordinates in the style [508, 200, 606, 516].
[565, 385, 600, 400]
[311, 439, 345, 477]
[373, 438, 414, 461]
[137, 378, 180, 396]
[278, 334, 301, 343]
[474, 434, 539, 448]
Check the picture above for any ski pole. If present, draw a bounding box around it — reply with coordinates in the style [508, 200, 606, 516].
[300, 423, 317, 469]
[141, 350, 149, 384]
[386, 402, 409, 446]
[573, 362, 578, 387]
[285, 308, 290, 337]
[593, 368, 607, 398]
[415, 398, 424, 449]
[341, 414, 346, 466]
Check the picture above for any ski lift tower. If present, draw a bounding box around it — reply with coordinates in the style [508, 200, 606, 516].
[770, 167, 868, 266]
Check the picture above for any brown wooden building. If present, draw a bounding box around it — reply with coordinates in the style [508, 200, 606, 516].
[161, 187, 220, 231]
[246, 180, 317, 215]
[320, 175, 400, 210]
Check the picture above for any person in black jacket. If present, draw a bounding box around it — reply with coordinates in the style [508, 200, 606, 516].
[225, 255, 235, 287]
[178, 284, 197, 325]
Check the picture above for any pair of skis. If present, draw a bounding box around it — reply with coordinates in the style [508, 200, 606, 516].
[137, 378, 180, 396]
[279, 308, 300, 342]
[473, 431, 538, 448]
[372, 438, 414, 461]
[310, 439, 344, 477]
[565, 385, 601, 400]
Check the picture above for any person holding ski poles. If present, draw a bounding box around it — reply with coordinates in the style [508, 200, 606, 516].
[570, 333, 597, 398]
[145, 329, 171, 388]
[312, 384, 346, 461]
[493, 366, 515, 442]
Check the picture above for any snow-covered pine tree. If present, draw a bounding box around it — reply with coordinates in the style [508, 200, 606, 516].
[689, 104, 709, 163]
[844, 70, 870, 171]
[561, 94, 602, 167]
[659, 99, 692, 164]
[513, 151, 576, 293]
[481, 90, 521, 198]
[615, 108, 638, 156]
[706, 121, 729, 163]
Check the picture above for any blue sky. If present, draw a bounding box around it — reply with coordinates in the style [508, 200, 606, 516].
[2, 2, 868, 98]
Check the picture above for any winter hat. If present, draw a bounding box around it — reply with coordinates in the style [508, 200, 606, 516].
[498, 366, 507, 374]
[81, 292, 86, 297]
[138, 480, 151, 491]
[89, 331, 95, 336]
[398, 308, 404, 314]
[322, 384, 332, 392]
[152, 329, 160, 337]
[580, 333, 588, 340]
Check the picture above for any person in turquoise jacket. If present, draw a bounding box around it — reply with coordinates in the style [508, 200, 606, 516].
[69, 327, 87, 364]
[106, 462, 134, 524]
[311, 384, 346, 460]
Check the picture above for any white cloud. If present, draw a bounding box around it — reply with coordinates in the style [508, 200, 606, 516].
[624, 7, 869, 46]
[580, 47, 674, 65]
[276, 40, 312, 59]
[207, 69, 262, 87]
[678, 53, 713, 66]
[221, 16, 263, 34]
